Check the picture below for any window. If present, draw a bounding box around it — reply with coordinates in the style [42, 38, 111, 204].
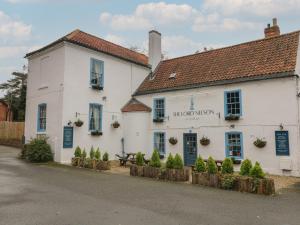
[90, 58, 104, 89]
[153, 98, 165, 120]
[225, 132, 243, 159]
[89, 104, 102, 131]
[224, 90, 242, 116]
[154, 132, 165, 155]
[37, 104, 47, 132]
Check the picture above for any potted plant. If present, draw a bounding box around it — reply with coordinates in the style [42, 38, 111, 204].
[225, 114, 240, 121]
[200, 136, 210, 146]
[169, 137, 178, 145]
[91, 130, 103, 136]
[71, 146, 82, 166]
[253, 138, 267, 148]
[74, 119, 84, 127]
[91, 78, 103, 90]
[112, 121, 120, 128]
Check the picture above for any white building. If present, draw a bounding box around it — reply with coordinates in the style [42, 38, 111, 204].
[25, 19, 300, 176]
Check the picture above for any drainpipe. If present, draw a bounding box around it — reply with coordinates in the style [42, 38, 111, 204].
[121, 137, 125, 157]
[296, 76, 300, 175]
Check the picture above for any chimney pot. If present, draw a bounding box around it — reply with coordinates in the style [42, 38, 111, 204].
[273, 18, 277, 26]
[264, 18, 280, 38]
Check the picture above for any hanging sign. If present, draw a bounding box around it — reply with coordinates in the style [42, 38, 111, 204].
[63, 126, 73, 148]
[275, 131, 290, 156]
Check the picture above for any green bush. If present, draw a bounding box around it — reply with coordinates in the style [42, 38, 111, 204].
[207, 156, 217, 174]
[103, 152, 109, 161]
[173, 154, 184, 169]
[195, 156, 206, 173]
[221, 158, 234, 174]
[90, 146, 95, 159]
[136, 152, 144, 166]
[95, 148, 101, 160]
[74, 146, 82, 158]
[166, 153, 174, 169]
[25, 137, 53, 163]
[20, 144, 28, 159]
[249, 162, 265, 179]
[221, 175, 236, 190]
[240, 159, 252, 176]
[149, 149, 161, 168]
[84, 158, 92, 168]
[82, 149, 87, 159]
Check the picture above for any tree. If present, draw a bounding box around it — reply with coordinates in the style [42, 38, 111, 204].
[0, 71, 27, 121]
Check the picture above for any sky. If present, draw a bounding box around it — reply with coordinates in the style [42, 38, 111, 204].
[1, 0, 300, 89]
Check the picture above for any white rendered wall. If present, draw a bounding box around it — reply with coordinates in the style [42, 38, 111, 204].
[60, 43, 150, 163]
[135, 77, 300, 176]
[25, 44, 65, 162]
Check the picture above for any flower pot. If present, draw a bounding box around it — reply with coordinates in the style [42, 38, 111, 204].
[200, 137, 210, 146]
[169, 137, 178, 145]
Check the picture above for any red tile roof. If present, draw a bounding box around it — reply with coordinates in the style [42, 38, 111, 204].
[26, 30, 149, 67]
[121, 98, 152, 113]
[135, 31, 300, 95]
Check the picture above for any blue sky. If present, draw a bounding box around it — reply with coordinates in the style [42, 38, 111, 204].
[1, 0, 300, 88]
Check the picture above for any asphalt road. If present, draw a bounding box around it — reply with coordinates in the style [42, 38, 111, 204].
[0, 146, 300, 225]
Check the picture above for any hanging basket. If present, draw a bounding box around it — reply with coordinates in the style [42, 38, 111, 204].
[253, 138, 267, 148]
[74, 119, 84, 127]
[200, 137, 210, 146]
[169, 137, 178, 145]
[112, 121, 120, 128]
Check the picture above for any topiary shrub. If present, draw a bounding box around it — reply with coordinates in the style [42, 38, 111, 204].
[149, 149, 161, 168]
[207, 156, 217, 174]
[221, 174, 236, 190]
[249, 162, 265, 179]
[95, 148, 101, 160]
[173, 154, 184, 169]
[240, 159, 252, 176]
[74, 146, 82, 158]
[90, 146, 95, 159]
[25, 137, 53, 163]
[82, 149, 87, 159]
[166, 153, 174, 169]
[136, 152, 144, 166]
[102, 152, 109, 161]
[195, 156, 206, 173]
[221, 158, 234, 174]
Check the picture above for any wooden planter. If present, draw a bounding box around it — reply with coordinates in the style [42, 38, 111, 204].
[71, 157, 81, 166]
[192, 172, 220, 187]
[163, 168, 190, 182]
[96, 161, 111, 170]
[143, 166, 161, 179]
[130, 165, 144, 177]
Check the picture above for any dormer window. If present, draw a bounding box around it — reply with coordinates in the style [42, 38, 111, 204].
[90, 58, 104, 90]
[169, 72, 176, 79]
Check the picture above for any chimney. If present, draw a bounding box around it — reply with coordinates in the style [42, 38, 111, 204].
[149, 30, 162, 71]
[264, 18, 280, 38]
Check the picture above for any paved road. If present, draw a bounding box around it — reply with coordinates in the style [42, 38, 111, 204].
[0, 146, 300, 225]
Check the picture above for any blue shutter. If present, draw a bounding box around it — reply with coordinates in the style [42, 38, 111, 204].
[100, 61, 104, 88]
[99, 104, 103, 131]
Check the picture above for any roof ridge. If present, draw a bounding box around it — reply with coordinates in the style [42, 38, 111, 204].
[162, 30, 300, 63]
[69, 29, 148, 59]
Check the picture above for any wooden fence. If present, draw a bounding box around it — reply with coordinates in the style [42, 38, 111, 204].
[0, 121, 25, 147]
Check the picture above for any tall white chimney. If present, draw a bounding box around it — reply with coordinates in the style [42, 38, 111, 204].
[149, 30, 162, 71]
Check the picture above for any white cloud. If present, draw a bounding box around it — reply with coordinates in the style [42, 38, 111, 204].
[99, 2, 197, 30]
[0, 11, 32, 42]
[203, 0, 300, 17]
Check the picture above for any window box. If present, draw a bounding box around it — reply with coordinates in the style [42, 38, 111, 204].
[153, 118, 164, 123]
[91, 84, 103, 90]
[225, 114, 240, 121]
[231, 157, 241, 165]
[91, 130, 102, 136]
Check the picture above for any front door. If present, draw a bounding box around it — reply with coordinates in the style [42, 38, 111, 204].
[183, 133, 197, 166]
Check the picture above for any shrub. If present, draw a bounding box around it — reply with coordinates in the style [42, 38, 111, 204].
[166, 153, 174, 169]
[84, 158, 92, 168]
[195, 156, 206, 173]
[249, 162, 265, 179]
[240, 159, 252, 176]
[103, 152, 109, 161]
[25, 137, 53, 163]
[90, 146, 95, 159]
[95, 148, 101, 160]
[136, 152, 144, 166]
[20, 144, 28, 159]
[207, 156, 217, 174]
[173, 154, 184, 169]
[74, 146, 82, 158]
[82, 149, 87, 159]
[221, 158, 234, 174]
[221, 175, 236, 190]
[149, 149, 161, 168]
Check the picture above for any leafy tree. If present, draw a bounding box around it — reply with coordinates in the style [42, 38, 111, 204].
[74, 146, 82, 157]
[136, 152, 144, 166]
[221, 158, 234, 174]
[166, 153, 174, 169]
[207, 156, 217, 174]
[0, 72, 27, 121]
[173, 154, 184, 169]
[149, 149, 161, 168]
[240, 159, 252, 176]
[250, 162, 265, 179]
[195, 156, 206, 173]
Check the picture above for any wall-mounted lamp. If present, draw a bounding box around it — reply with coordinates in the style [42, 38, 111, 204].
[279, 123, 284, 130]
[102, 96, 107, 101]
[230, 124, 235, 129]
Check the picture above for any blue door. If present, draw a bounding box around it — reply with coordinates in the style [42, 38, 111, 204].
[183, 133, 197, 166]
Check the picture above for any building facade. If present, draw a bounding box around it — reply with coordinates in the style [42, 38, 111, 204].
[25, 20, 300, 176]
